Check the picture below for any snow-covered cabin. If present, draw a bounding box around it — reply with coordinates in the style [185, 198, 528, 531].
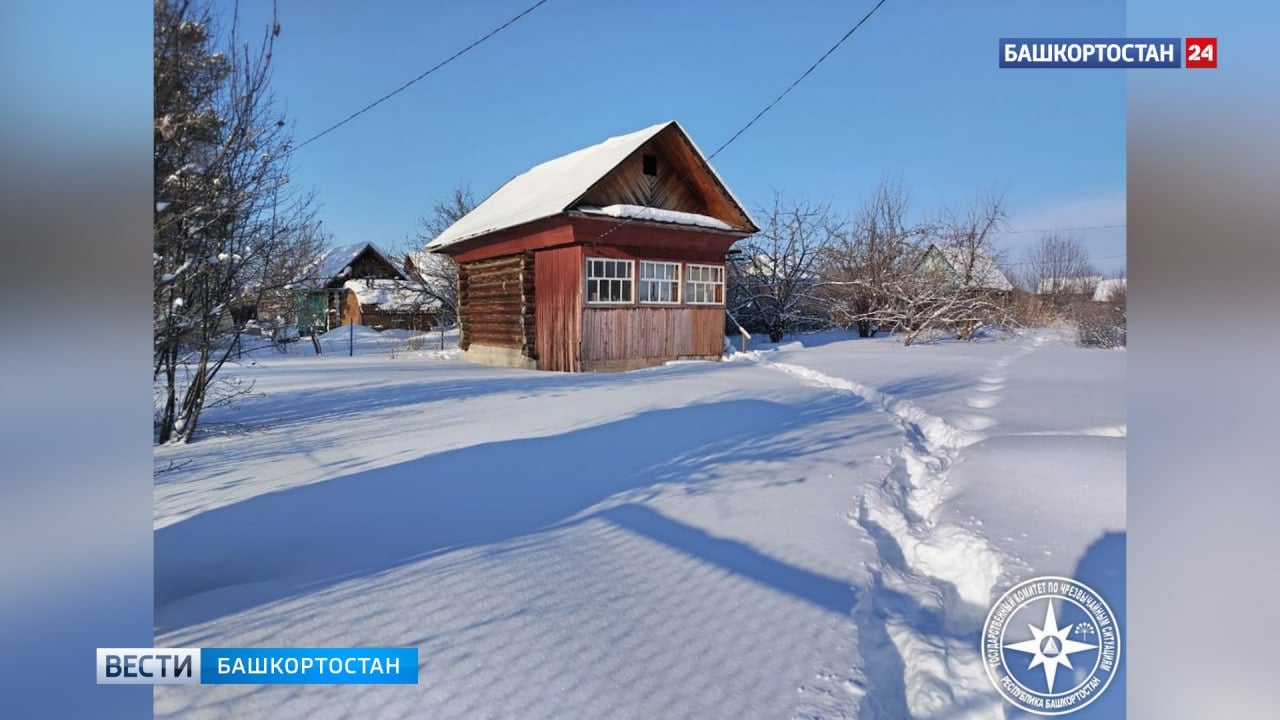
[916, 244, 1014, 293]
[427, 121, 759, 371]
[291, 242, 437, 333]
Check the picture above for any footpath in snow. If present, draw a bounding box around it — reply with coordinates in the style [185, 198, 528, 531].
[154, 328, 1123, 720]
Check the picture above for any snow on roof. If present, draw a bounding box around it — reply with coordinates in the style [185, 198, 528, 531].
[404, 250, 452, 277]
[578, 204, 733, 231]
[292, 242, 407, 286]
[426, 121, 754, 251]
[932, 245, 1013, 292]
[1092, 277, 1126, 302]
[427, 123, 670, 250]
[1036, 276, 1103, 295]
[736, 253, 819, 281]
[343, 279, 438, 311]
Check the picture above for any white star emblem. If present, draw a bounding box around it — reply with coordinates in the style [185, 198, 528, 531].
[1004, 600, 1098, 693]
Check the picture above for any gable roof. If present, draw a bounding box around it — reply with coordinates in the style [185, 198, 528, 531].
[342, 279, 438, 311]
[426, 121, 756, 251]
[922, 244, 1013, 292]
[292, 242, 407, 287]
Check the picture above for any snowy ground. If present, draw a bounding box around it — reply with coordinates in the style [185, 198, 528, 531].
[154, 327, 1124, 719]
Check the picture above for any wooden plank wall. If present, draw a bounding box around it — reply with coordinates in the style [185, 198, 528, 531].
[534, 245, 582, 372]
[580, 307, 723, 366]
[457, 252, 535, 356]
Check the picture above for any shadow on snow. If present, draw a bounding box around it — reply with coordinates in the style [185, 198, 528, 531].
[155, 395, 867, 633]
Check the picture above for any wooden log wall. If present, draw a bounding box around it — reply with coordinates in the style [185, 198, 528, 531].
[457, 252, 535, 357]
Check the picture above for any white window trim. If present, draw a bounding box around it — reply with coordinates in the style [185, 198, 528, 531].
[585, 257, 636, 305]
[685, 263, 725, 305]
[638, 260, 682, 305]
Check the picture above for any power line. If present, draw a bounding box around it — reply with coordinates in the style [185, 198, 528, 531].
[998, 223, 1126, 235]
[1002, 254, 1125, 268]
[289, 0, 551, 154]
[707, 0, 892, 160]
[584, 1, 892, 244]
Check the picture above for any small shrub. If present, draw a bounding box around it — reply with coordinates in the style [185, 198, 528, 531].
[1074, 301, 1126, 348]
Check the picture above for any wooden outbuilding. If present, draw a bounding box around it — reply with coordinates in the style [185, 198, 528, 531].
[428, 121, 758, 371]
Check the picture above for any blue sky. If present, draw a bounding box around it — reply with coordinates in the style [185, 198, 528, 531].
[220, 0, 1126, 274]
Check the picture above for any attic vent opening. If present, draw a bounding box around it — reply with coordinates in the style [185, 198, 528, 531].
[642, 154, 657, 177]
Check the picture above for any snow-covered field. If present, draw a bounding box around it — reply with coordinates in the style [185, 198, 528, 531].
[154, 327, 1124, 719]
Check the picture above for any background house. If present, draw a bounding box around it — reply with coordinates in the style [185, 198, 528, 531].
[916, 243, 1014, 294]
[427, 120, 758, 371]
[289, 242, 437, 334]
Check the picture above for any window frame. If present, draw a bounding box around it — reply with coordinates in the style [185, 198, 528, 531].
[684, 262, 725, 305]
[584, 257, 636, 306]
[637, 259, 682, 305]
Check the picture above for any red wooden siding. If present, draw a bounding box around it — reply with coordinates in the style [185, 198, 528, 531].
[580, 306, 724, 369]
[447, 217, 576, 264]
[568, 216, 743, 263]
[457, 253, 535, 356]
[534, 245, 583, 372]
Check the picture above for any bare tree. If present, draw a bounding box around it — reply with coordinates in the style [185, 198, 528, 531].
[818, 177, 925, 337]
[876, 256, 1006, 346]
[866, 191, 1012, 345]
[1023, 233, 1098, 309]
[154, 0, 317, 443]
[403, 183, 478, 327]
[935, 191, 1012, 339]
[729, 193, 837, 342]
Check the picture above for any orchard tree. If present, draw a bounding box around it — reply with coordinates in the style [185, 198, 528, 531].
[154, 0, 318, 443]
[730, 194, 837, 342]
[402, 183, 478, 328]
[1022, 233, 1098, 309]
[819, 177, 925, 337]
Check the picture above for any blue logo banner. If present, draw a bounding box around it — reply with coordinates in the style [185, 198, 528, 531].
[200, 647, 419, 685]
[1000, 38, 1181, 68]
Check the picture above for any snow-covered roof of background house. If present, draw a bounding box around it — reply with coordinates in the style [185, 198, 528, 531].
[1036, 276, 1103, 295]
[929, 245, 1014, 292]
[342, 279, 438, 311]
[292, 242, 407, 286]
[426, 121, 754, 251]
[1092, 277, 1126, 302]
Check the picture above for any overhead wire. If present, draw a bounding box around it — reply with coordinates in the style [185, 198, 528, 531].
[288, 0, 551, 154]
[707, 0, 892, 160]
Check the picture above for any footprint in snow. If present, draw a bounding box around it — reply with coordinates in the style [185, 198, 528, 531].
[965, 394, 1001, 409]
[952, 413, 997, 431]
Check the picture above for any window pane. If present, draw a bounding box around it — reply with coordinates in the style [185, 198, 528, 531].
[621, 280, 631, 301]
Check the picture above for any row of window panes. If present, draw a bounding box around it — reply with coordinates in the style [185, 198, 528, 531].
[586, 258, 722, 305]
[639, 260, 679, 304]
[685, 264, 725, 304]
